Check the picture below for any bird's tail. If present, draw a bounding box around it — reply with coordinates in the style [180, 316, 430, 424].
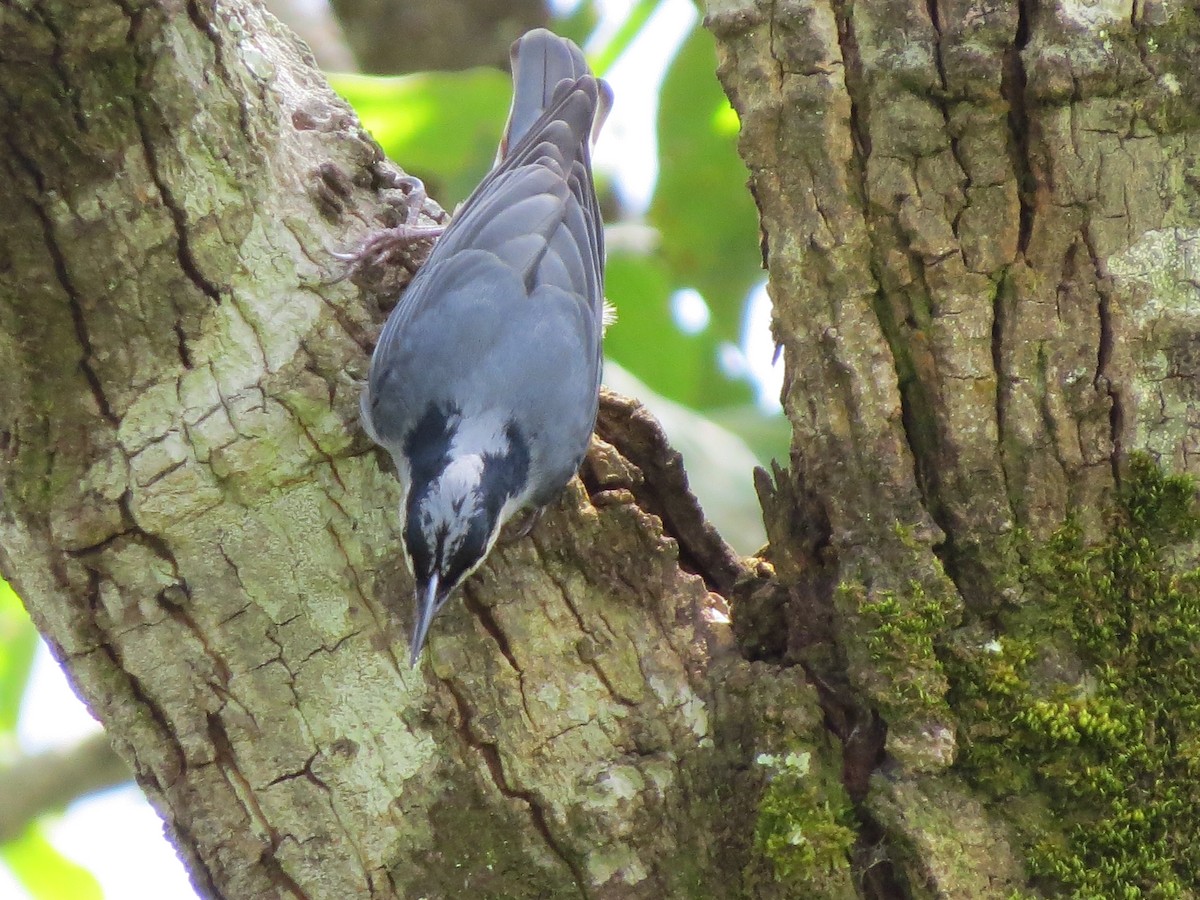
[499, 29, 612, 160]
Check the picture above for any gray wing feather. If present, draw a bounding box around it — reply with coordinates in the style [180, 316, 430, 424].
[373, 77, 608, 366]
[367, 33, 610, 468]
[503, 29, 591, 155]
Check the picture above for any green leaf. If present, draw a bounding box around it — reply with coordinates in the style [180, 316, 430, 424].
[590, 0, 662, 75]
[654, 26, 762, 320]
[605, 251, 713, 409]
[646, 24, 764, 408]
[0, 578, 37, 736]
[330, 70, 511, 208]
[3, 826, 103, 900]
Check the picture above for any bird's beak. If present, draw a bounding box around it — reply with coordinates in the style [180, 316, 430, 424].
[409, 572, 442, 666]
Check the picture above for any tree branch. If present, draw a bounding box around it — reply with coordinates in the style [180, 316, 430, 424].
[0, 733, 131, 844]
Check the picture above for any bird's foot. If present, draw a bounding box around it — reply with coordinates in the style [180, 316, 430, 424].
[504, 506, 545, 543]
[333, 175, 446, 276]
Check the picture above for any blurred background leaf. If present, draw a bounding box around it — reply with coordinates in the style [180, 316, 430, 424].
[644, 24, 763, 400]
[0, 578, 37, 737]
[3, 827, 103, 900]
[331, 70, 511, 206]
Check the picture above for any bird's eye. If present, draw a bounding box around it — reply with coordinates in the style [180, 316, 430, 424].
[404, 518, 434, 582]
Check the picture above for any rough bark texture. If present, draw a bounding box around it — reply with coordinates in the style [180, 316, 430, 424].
[4, 0, 1200, 896]
[710, 0, 1200, 895]
[0, 1, 776, 898]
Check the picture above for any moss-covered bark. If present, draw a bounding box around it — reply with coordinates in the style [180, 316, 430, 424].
[711, 0, 1200, 895]
[0, 2, 779, 897]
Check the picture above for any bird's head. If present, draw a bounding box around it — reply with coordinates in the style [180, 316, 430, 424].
[400, 416, 531, 665]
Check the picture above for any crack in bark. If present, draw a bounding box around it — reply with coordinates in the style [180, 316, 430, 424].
[31, 3, 87, 132]
[117, 489, 180, 572]
[321, 520, 407, 678]
[274, 392, 350, 492]
[117, 0, 225, 309]
[443, 680, 589, 899]
[1081, 224, 1125, 480]
[216, 542, 248, 594]
[184, 0, 253, 141]
[925, 0, 972, 242]
[536, 564, 641, 711]
[91, 632, 187, 787]
[227, 296, 273, 374]
[458, 585, 520, 672]
[156, 581, 235, 687]
[173, 322, 194, 369]
[64, 529, 136, 558]
[459, 588, 535, 724]
[1, 127, 118, 425]
[1034, 341, 1074, 483]
[296, 628, 365, 667]
[1002, 0, 1036, 257]
[830, 0, 872, 181]
[206, 712, 310, 899]
[991, 269, 1021, 525]
[270, 750, 381, 893]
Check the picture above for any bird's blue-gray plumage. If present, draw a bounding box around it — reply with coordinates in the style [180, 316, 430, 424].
[361, 29, 612, 664]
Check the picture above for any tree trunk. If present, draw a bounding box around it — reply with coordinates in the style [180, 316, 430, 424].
[710, 0, 1200, 895]
[326, 0, 544, 74]
[0, 2, 750, 898]
[2, 0, 1198, 899]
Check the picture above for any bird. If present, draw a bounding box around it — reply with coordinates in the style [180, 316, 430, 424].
[358, 29, 612, 665]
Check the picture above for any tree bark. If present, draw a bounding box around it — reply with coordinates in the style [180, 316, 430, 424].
[3, 0, 1200, 898]
[326, 0, 545, 74]
[710, 0, 1200, 895]
[0, 1, 761, 898]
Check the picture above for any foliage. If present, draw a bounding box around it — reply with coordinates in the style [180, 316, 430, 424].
[603, 23, 764, 413]
[0, 578, 36, 735]
[752, 750, 857, 887]
[950, 455, 1200, 898]
[330, 69, 511, 205]
[2, 828, 103, 900]
[1, 578, 106, 899]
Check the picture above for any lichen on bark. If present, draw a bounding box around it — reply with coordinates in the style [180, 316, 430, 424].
[710, 0, 1200, 894]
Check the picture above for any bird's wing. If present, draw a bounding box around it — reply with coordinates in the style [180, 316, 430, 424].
[501, 28, 591, 157]
[372, 75, 609, 376]
[435, 76, 608, 310]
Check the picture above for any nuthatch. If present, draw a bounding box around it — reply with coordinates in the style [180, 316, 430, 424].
[358, 30, 612, 664]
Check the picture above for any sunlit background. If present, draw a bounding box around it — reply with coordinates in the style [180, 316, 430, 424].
[0, 0, 784, 896]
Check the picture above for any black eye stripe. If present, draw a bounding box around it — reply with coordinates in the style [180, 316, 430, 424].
[478, 421, 530, 518]
[404, 403, 460, 490]
[402, 418, 532, 598]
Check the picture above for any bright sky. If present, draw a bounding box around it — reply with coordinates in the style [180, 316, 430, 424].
[7, 2, 780, 896]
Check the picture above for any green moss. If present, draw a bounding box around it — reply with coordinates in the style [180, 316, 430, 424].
[751, 750, 856, 889]
[949, 454, 1200, 898]
[845, 578, 953, 722]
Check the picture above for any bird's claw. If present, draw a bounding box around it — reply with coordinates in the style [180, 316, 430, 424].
[334, 174, 447, 276]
